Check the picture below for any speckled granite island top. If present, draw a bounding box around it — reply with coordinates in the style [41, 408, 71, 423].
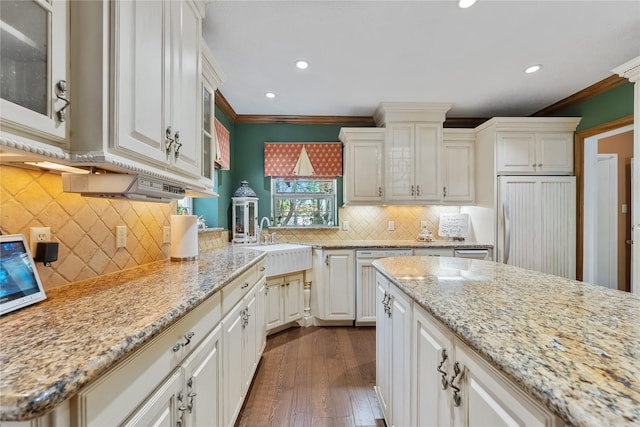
[372, 256, 639, 427]
[0, 246, 266, 421]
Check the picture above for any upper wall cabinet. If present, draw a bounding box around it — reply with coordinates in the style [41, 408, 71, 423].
[475, 118, 581, 176]
[442, 129, 475, 203]
[340, 128, 385, 205]
[68, 0, 222, 193]
[200, 40, 225, 189]
[0, 0, 69, 154]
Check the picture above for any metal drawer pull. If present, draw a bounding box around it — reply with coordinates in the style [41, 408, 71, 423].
[449, 362, 462, 407]
[166, 126, 175, 154]
[173, 331, 195, 351]
[241, 282, 250, 289]
[174, 131, 182, 158]
[259, 266, 266, 272]
[416, 185, 421, 196]
[55, 80, 70, 122]
[437, 349, 449, 390]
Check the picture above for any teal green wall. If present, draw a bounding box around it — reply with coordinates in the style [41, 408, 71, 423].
[548, 82, 634, 132]
[231, 123, 345, 229]
[195, 119, 347, 230]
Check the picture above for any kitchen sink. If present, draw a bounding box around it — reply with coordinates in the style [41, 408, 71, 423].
[247, 243, 312, 277]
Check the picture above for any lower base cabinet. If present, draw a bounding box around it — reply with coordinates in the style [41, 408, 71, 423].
[375, 272, 411, 427]
[412, 303, 563, 427]
[265, 272, 304, 333]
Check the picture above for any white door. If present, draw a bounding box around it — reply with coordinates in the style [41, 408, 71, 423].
[265, 280, 284, 331]
[597, 154, 618, 289]
[414, 123, 441, 202]
[356, 261, 378, 324]
[325, 251, 355, 320]
[375, 274, 391, 422]
[222, 302, 244, 427]
[243, 290, 258, 393]
[284, 274, 303, 323]
[351, 141, 384, 202]
[386, 123, 415, 201]
[389, 284, 411, 427]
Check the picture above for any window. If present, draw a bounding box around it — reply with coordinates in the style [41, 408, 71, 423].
[271, 178, 337, 227]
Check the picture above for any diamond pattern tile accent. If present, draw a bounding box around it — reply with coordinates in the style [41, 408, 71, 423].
[1, 166, 178, 289]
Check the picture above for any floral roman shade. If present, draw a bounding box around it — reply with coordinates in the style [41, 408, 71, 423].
[214, 118, 230, 170]
[263, 142, 343, 178]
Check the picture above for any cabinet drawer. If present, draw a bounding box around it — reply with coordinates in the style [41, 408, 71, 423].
[222, 263, 261, 315]
[73, 292, 221, 426]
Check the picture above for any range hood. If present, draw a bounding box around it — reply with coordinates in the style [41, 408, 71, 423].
[62, 173, 186, 203]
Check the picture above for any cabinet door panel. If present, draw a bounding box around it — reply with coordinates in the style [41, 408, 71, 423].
[536, 133, 573, 174]
[284, 274, 304, 323]
[114, 0, 167, 164]
[325, 252, 355, 320]
[183, 325, 222, 427]
[243, 291, 258, 392]
[443, 141, 475, 203]
[351, 141, 383, 202]
[389, 284, 411, 427]
[375, 274, 391, 422]
[386, 124, 415, 201]
[413, 306, 452, 427]
[122, 369, 182, 427]
[266, 281, 284, 331]
[222, 303, 244, 427]
[356, 262, 377, 324]
[171, 0, 201, 177]
[496, 133, 536, 174]
[414, 123, 440, 201]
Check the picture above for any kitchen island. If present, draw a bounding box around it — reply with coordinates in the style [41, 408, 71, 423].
[372, 256, 639, 427]
[0, 245, 266, 422]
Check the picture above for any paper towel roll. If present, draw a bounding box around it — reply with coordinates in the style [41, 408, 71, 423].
[170, 215, 198, 261]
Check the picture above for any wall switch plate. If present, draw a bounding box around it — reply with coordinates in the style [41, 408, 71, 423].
[388, 221, 395, 231]
[421, 220, 428, 228]
[622, 204, 628, 213]
[29, 227, 51, 255]
[116, 226, 127, 248]
[342, 220, 349, 231]
[163, 226, 171, 244]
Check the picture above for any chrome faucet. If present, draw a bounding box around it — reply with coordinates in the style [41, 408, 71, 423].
[257, 217, 271, 244]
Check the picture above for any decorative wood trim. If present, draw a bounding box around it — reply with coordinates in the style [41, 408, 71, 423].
[574, 115, 634, 281]
[214, 90, 238, 122]
[235, 115, 376, 126]
[532, 75, 628, 117]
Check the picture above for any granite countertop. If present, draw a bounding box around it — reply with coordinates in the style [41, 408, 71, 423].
[285, 239, 493, 250]
[0, 246, 266, 422]
[372, 256, 640, 427]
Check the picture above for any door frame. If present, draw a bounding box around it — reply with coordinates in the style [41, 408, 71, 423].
[594, 153, 618, 287]
[575, 115, 633, 281]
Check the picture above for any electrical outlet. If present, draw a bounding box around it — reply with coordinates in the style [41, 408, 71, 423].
[342, 220, 349, 231]
[388, 221, 395, 231]
[421, 220, 428, 228]
[163, 226, 171, 244]
[30, 227, 51, 255]
[116, 226, 127, 249]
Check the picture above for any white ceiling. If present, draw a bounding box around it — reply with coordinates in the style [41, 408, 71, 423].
[202, 1, 640, 119]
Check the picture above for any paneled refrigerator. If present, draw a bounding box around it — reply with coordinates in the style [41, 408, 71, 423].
[496, 176, 576, 279]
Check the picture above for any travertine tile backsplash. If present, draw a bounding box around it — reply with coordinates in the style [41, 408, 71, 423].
[1, 166, 177, 288]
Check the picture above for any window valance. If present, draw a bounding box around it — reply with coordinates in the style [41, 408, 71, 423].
[214, 118, 230, 170]
[263, 142, 343, 178]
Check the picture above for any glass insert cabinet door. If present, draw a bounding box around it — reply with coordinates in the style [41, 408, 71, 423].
[0, 0, 68, 143]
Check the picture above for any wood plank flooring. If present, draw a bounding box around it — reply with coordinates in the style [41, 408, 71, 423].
[235, 326, 386, 427]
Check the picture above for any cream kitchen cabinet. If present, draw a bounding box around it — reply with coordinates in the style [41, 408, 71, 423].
[375, 273, 412, 427]
[221, 277, 265, 427]
[265, 273, 304, 333]
[412, 304, 562, 427]
[385, 122, 442, 203]
[442, 130, 475, 203]
[68, 1, 220, 192]
[0, 0, 69, 152]
[496, 131, 574, 175]
[71, 292, 222, 426]
[339, 128, 385, 204]
[312, 249, 355, 321]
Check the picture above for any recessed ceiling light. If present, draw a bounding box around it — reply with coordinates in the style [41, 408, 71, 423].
[458, 0, 476, 8]
[265, 92, 276, 99]
[525, 64, 542, 74]
[295, 60, 309, 70]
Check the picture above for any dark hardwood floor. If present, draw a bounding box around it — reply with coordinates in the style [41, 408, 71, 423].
[235, 326, 386, 427]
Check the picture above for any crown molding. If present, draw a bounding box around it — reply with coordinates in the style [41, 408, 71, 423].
[214, 75, 628, 126]
[531, 75, 628, 117]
